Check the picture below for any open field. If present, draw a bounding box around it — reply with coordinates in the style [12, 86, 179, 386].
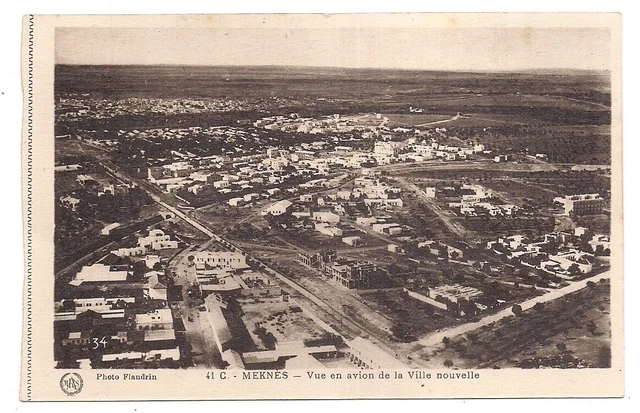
[56, 65, 610, 126]
[429, 281, 611, 369]
[384, 113, 454, 127]
[517, 171, 611, 197]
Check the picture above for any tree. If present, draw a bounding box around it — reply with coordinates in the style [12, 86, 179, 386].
[568, 263, 581, 276]
[511, 304, 523, 317]
[533, 302, 545, 311]
[130, 261, 147, 281]
[442, 337, 451, 348]
[443, 359, 454, 368]
[387, 263, 402, 276]
[392, 322, 417, 342]
[60, 299, 75, 312]
[263, 332, 277, 350]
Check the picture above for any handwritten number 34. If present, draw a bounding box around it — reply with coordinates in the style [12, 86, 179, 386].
[92, 337, 107, 349]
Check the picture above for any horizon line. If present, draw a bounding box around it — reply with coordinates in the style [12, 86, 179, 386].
[54, 63, 610, 75]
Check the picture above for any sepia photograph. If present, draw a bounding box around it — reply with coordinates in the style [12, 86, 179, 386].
[21, 13, 624, 400]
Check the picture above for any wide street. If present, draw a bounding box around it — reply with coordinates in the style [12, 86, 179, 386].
[169, 244, 225, 368]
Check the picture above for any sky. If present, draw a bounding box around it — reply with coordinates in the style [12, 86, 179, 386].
[56, 26, 611, 71]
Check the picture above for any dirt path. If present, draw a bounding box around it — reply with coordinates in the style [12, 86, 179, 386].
[392, 176, 469, 239]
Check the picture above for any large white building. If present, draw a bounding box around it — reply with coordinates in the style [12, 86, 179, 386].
[57, 297, 135, 314]
[193, 251, 248, 270]
[562, 194, 605, 216]
[70, 264, 130, 285]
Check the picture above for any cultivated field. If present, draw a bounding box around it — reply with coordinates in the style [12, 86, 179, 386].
[429, 281, 611, 369]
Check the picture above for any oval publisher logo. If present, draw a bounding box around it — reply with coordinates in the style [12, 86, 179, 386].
[60, 372, 83, 396]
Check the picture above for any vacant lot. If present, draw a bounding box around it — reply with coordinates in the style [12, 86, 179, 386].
[447, 115, 523, 127]
[196, 205, 257, 234]
[241, 301, 328, 350]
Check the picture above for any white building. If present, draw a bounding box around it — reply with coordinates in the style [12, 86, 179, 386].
[112, 246, 146, 257]
[163, 161, 193, 177]
[101, 222, 120, 236]
[60, 195, 81, 212]
[102, 347, 180, 362]
[388, 244, 402, 254]
[563, 194, 605, 215]
[138, 229, 178, 251]
[364, 198, 404, 208]
[228, 197, 245, 207]
[213, 180, 231, 189]
[374, 141, 401, 157]
[342, 236, 362, 246]
[261, 199, 293, 216]
[135, 308, 174, 330]
[145, 273, 168, 301]
[315, 223, 343, 237]
[313, 211, 341, 224]
[243, 193, 260, 203]
[549, 251, 594, 274]
[424, 187, 436, 198]
[71, 264, 129, 285]
[193, 251, 248, 270]
[588, 234, 610, 252]
[190, 171, 214, 183]
[59, 297, 135, 313]
[413, 144, 434, 158]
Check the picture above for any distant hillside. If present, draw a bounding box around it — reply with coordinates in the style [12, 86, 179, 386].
[55, 64, 610, 106]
